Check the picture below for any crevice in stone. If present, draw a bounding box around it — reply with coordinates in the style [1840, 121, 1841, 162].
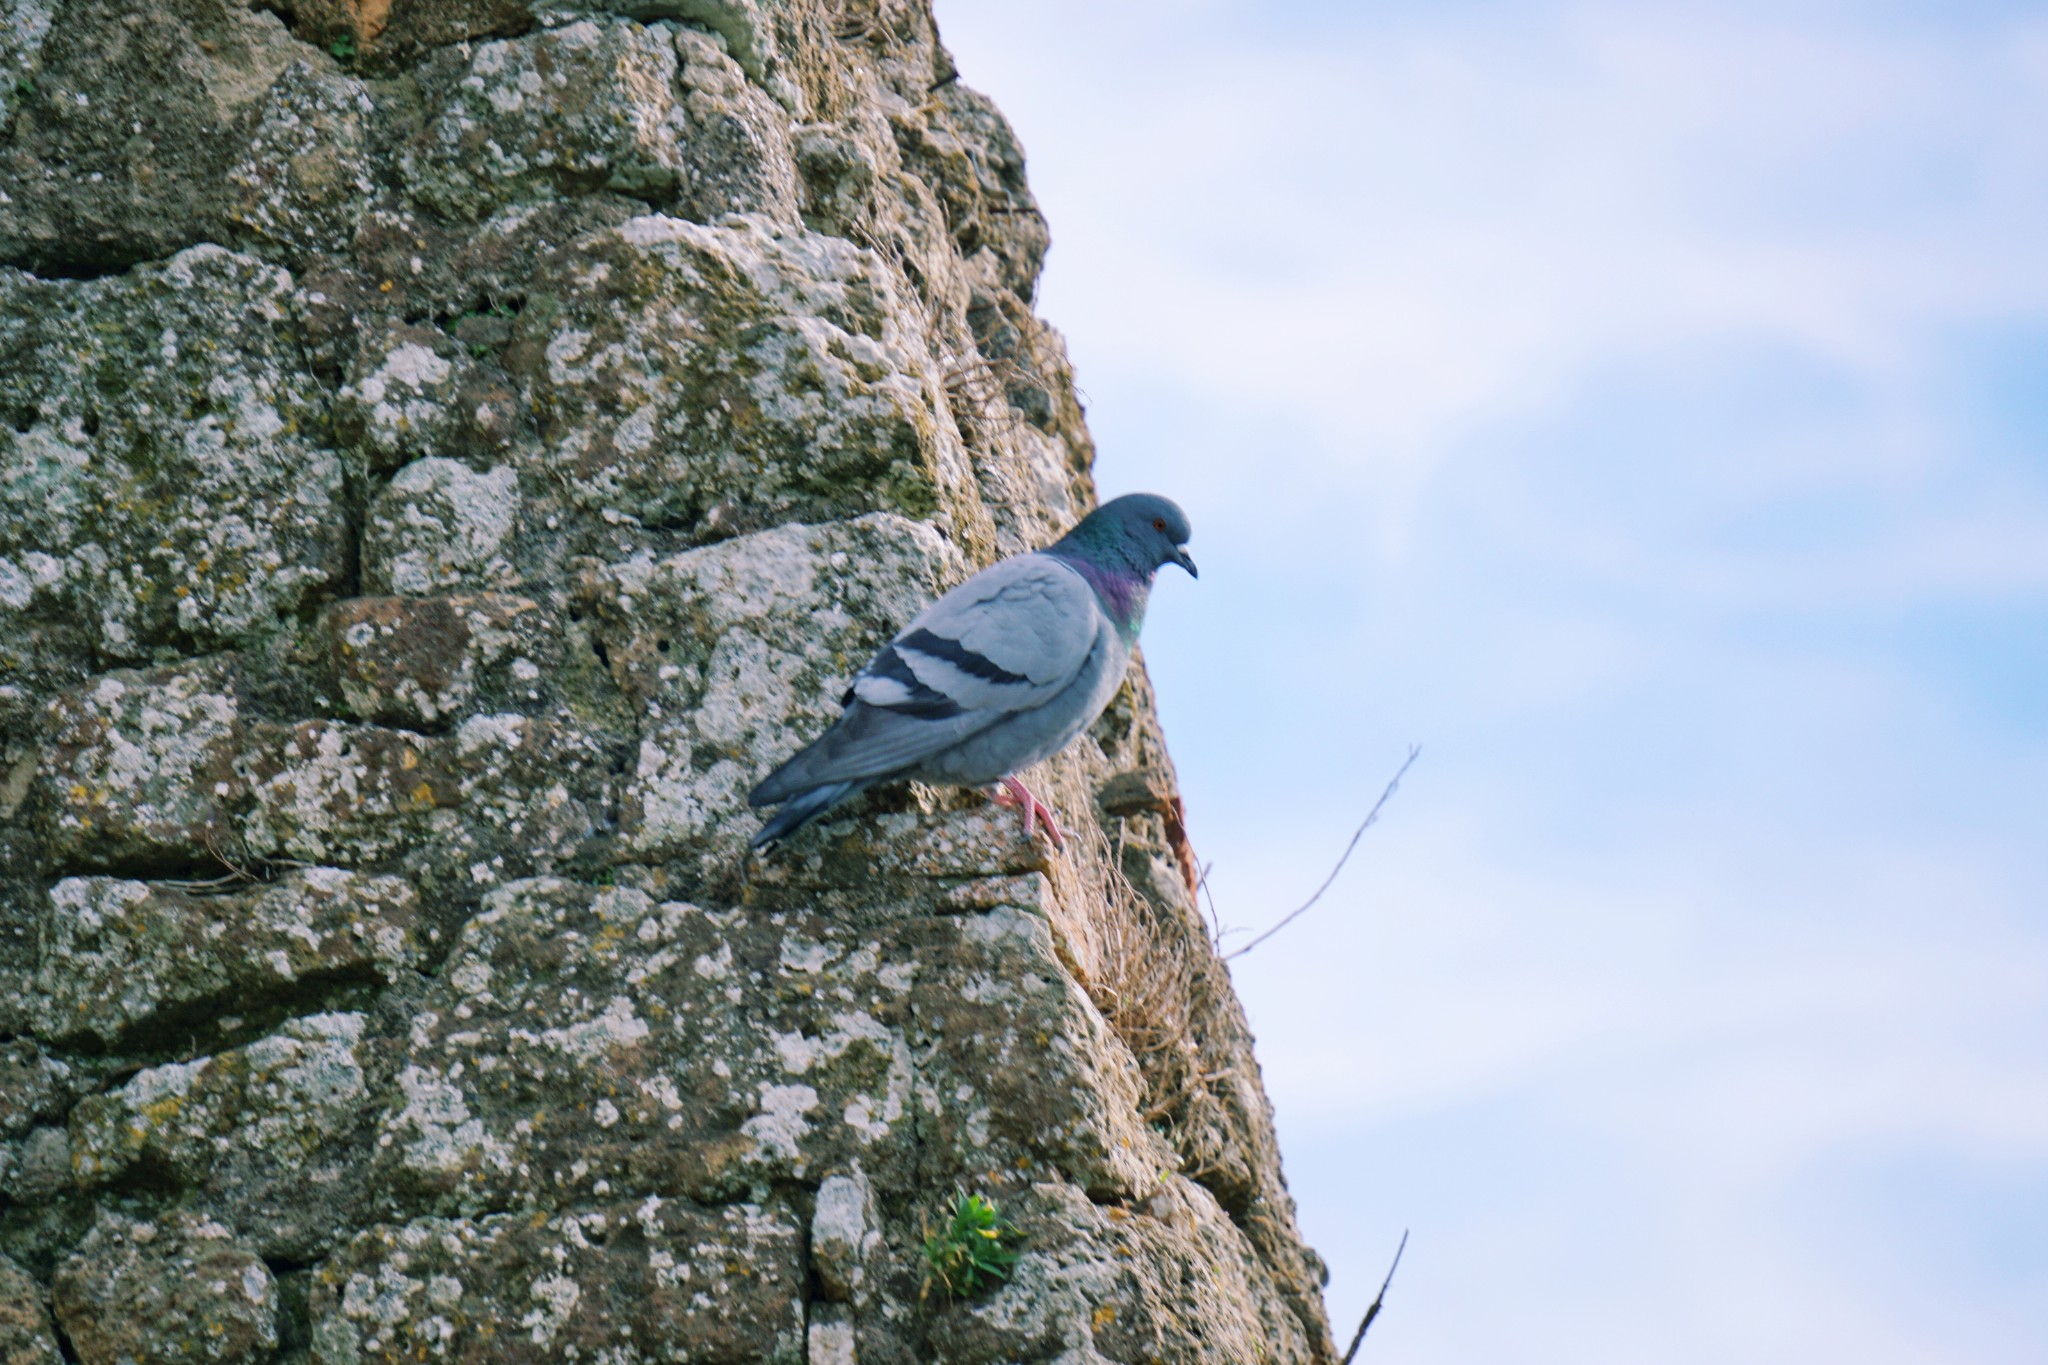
[72, 1150, 188, 1203]
[3, 249, 169, 283]
[330, 494, 368, 611]
[250, 0, 538, 75]
[897, 1012, 942, 1357]
[39, 845, 278, 889]
[34, 966, 389, 1072]
[49, 1309, 79, 1365]
[269, 1261, 314, 1356]
[1080, 1185, 1136, 1213]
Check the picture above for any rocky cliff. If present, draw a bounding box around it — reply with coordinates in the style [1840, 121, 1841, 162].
[0, 2, 1335, 1361]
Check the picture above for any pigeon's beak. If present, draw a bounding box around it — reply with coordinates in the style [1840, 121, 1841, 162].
[1173, 546, 1198, 579]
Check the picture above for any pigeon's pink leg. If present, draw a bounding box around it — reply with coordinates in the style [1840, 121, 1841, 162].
[990, 776, 1066, 848]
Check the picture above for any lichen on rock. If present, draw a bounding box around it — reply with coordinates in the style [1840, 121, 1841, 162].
[53, 1211, 277, 1365]
[37, 660, 245, 874]
[0, 247, 346, 671]
[0, 0, 306, 273]
[34, 871, 420, 1047]
[590, 512, 960, 859]
[0, 1249, 62, 1365]
[310, 1198, 807, 1364]
[404, 19, 799, 228]
[361, 460, 523, 595]
[0, 1, 1336, 1359]
[507, 211, 958, 539]
[322, 594, 542, 727]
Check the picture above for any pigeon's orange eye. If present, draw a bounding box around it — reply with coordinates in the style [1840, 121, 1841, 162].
[1153, 518, 1166, 531]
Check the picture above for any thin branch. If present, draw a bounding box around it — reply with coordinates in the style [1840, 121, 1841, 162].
[1223, 746, 1419, 963]
[156, 827, 312, 893]
[1195, 860, 1225, 948]
[1340, 1229, 1409, 1365]
[154, 871, 256, 893]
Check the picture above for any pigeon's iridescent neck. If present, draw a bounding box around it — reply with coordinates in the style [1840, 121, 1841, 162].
[1051, 551, 1150, 642]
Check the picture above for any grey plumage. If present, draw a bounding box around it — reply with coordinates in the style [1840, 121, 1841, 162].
[750, 493, 1196, 848]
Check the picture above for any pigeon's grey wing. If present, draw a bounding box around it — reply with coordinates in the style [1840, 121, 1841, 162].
[752, 555, 1102, 806]
[849, 553, 1101, 718]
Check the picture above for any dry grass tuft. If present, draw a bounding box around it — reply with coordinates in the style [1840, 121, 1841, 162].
[838, 216, 1037, 449]
[941, 351, 1038, 445]
[1054, 820, 1240, 1184]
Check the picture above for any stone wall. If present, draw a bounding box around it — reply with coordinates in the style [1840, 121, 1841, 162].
[0, 2, 1336, 1361]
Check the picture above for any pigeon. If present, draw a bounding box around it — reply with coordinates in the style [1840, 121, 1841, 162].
[749, 493, 1197, 848]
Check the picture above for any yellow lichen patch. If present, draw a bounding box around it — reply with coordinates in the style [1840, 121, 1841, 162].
[138, 1092, 190, 1127]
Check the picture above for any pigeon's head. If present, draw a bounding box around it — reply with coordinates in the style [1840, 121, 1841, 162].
[1061, 493, 1198, 579]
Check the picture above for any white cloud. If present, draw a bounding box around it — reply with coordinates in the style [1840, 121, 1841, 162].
[959, 2, 2048, 479]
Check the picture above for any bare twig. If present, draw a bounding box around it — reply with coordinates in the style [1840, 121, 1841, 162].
[153, 871, 256, 893]
[157, 827, 309, 893]
[1223, 746, 1419, 962]
[942, 350, 1039, 444]
[1340, 1229, 1409, 1364]
[1195, 860, 1227, 948]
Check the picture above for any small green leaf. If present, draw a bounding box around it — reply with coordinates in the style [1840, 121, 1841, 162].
[921, 1190, 1021, 1301]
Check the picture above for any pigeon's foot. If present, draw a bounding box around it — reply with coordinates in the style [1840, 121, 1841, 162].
[990, 776, 1067, 848]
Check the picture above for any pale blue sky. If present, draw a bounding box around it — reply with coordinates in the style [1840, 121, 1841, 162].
[935, 1, 2048, 1360]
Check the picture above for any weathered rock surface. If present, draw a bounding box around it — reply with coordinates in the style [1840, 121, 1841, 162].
[53, 1212, 277, 1365]
[360, 460, 523, 595]
[37, 661, 246, 874]
[34, 870, 420, 1046]
[0, 1, 1335, 1360]
[0, 249, 347, 685]
[311, 1200, 808, 1363]
[0, 1252, 61, 1365]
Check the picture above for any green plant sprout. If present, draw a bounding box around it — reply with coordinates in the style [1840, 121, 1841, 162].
[456, 301, 519, 358]
[921, 1191, 1020, 1300]
[328, 33, 357, 63]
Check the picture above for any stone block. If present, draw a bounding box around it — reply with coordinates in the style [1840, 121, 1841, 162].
[0, 1252, 63, 1365]
[69, 1014, 377, 1260]
[0, 248, 346, 669]
[361, 459, 522, 595]
[33, 870, 420, 1046]
[323, 594, 541, 729]
[403, 19, 797, 227]
[588, 514, 956, 859]
[507, 214, 955, 537]
[0, 1, 300, 271]
[309, 1199, 805, 1364]
[38, 662, 242, 874]
[53, 1212, 276, 1365]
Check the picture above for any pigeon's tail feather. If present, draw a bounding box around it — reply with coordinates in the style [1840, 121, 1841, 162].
[749, 750, 817, 808]
[751, 780, 866, 849]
